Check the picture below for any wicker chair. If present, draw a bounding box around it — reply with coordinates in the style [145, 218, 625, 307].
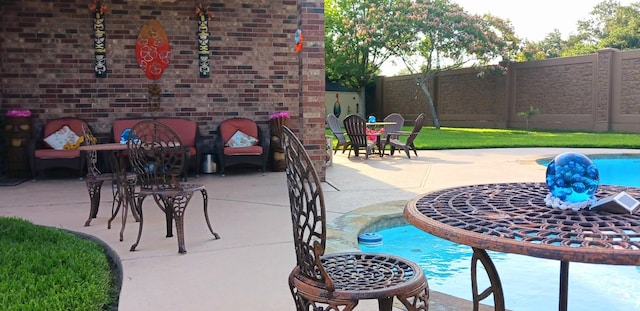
[81, 123, 137, 228]
[343, 114, 376, 159]
[127, 120, 220, 253]
[281, 126, 430, 311]
[387, 113, 426, 159]
[326, 114, 350, 154]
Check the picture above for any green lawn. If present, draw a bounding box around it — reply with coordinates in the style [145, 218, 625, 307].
[0, 217, 117, 310]
[328, 127, 640, 150]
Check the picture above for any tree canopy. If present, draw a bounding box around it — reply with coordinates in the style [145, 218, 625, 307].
[325, 0, 518, 128]
[324, 0, 640, 127]
[519, 0, 640, 60]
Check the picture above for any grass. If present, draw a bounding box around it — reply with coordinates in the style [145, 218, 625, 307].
[0, 217, 117, 310]
[327, 127, 640, 150]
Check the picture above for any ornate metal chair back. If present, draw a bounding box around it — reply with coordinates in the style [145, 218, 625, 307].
[127, 120, 186, 191]
[81, 123, 102, 177]
[281, 126, 331, 285]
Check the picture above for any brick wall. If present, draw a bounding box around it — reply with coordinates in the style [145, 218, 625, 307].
[377, 48, 640, 133]
[0, 0, 327, 178]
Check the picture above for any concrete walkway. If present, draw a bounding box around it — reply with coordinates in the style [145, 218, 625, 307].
[1, 147, 637, 310]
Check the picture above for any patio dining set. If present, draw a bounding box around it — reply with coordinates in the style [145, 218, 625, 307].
[327, 112, 426, 160]
[79, 120, 220, 254]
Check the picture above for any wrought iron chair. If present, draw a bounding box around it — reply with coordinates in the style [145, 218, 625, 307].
[380, 113, 405, 152]
[127, 120, 220, 253]
[326, 114, 350, 154]
[81, 123, 137, 228]
[388, 113, 426, 159]
[343, 114, 376, 159]
[281, 126, 430, 311]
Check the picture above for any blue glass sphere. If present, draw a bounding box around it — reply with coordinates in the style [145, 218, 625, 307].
[545, 152, 599, 203]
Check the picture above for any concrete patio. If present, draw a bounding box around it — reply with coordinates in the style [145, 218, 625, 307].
[1, 147, 637, 310]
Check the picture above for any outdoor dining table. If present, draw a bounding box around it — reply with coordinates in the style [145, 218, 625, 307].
[404, 182, 640, 311]
[366, 121, 396, 156]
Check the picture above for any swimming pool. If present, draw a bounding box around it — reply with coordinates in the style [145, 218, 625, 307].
[360, 155, 640, 310]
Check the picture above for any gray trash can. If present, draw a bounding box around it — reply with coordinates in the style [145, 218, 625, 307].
[201, 154, 216, 174]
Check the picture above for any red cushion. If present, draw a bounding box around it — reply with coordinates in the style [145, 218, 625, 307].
[223, 145, 263, 156]
[35, 149, 81, 159]
[219, 119, 259, 145]
[43, 118, 85, 149]
[112, 119, 151, 142]
[157, 118, 197, 147]
[113, 118, 197, 148]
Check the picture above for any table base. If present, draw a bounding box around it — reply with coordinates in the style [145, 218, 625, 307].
[470, 248, 570, 311]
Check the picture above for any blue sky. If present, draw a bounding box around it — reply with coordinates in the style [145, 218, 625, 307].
[454, 0, 635, 41]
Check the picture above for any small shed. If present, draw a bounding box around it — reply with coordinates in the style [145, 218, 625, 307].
[325, 81, 361, 126]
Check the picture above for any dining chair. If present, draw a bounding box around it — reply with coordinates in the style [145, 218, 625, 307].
[281, 126, 429, 311]
[343, 114, 376, 159]
[380, 113, 405, 152]
[326, 114, 350, 154]
[127, 120, 220, 253]
[387, 113, 426, 159]
[81, 123, 137, 227]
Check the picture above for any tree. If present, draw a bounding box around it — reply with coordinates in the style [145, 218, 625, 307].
[517, 106, 540, 133]
[325, 0, 519, 128]
[525, 1, 640, 59]
[517, 30, 564, 61]
[325, 0, 415, 112]
[398, 0, 519, 128]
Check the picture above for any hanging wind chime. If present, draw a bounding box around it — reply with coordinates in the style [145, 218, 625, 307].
[89, 1, 108, 77]
[195, 3, 214, 78]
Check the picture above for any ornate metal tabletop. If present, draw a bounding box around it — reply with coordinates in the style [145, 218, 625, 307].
[404, 182, 640, 311]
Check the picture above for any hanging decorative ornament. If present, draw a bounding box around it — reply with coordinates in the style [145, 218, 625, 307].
[89, 1, 108, 77]
[195, 3, 213, 78]
[294, 29, 303, 53]
[333, 93, 342, 118]
[135, 19, 171, 80]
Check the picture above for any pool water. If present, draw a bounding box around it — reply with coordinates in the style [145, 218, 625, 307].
[591, 158, 640, 187]
[361, 225, 640, 310]
[360, 156, 640, 311]
[539, 156, 640, 187]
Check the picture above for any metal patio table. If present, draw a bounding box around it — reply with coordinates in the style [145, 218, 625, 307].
[404, 182, 640, 311]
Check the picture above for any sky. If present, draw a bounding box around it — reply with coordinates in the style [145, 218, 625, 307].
[380, 0, 635, 75]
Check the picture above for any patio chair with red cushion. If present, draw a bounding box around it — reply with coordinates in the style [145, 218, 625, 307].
[214, 117, 270, 176]
[28, 117, 88, 180]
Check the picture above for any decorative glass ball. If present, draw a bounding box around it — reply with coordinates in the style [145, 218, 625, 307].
[545, 152, 599, 203]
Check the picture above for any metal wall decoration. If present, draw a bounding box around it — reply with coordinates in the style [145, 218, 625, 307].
[89, 1, 108, 77]
[295, 29, 303, 53]
[195, 3, 214, 78]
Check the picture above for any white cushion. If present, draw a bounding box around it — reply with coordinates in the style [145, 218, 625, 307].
[226, 130, 258, 147]
[44, 125, 80, 150]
